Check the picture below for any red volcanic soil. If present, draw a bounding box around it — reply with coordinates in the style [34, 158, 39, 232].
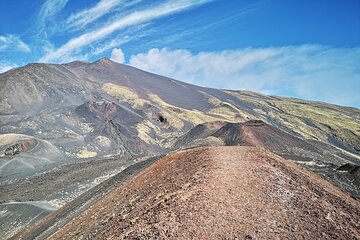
[45, 146, 360, 239]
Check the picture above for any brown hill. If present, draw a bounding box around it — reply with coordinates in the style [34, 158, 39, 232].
[212, 120, 317, 151]
[30, 147, 359, 240]
[174, 120, 360, 198]
[175, 120, 319, 153]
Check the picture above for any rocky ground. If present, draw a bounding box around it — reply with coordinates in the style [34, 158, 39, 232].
[23, 146, 360, 240]
[174, 120, 360, 198]
[1, 58, 360, 239]
[8, 155, 163, 240]
[0, 155, 134, 204]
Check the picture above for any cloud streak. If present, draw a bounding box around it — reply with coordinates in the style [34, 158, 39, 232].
[129, 45, 360, 107]
[90, 23, 149, 56]
[0, 35, 31, 52]
[40, 0, 211, 63]
[37, 0, 69, 27]
[33, 0, 69, 46]
[65, 0, 123, 31]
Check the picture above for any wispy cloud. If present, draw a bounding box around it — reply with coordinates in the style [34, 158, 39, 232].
[33, 0, 69, 44]
[91, 35, 132, 56]
[129, 45, 360, 107]
[65, 0, 123, 31]
[0, 35, 31, 52]
[65, 36, 133, 62]
[40, 0, 211, 63]
[37, 0, 69, 26]
[90, 23, 149, 56]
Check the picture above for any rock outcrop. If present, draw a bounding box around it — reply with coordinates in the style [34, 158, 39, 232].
[4, 139, 37, 156]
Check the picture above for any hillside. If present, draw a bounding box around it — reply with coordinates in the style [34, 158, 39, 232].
[0, 59, 359, 239]
[16, 147, 359, 239]
[1, 59, 359, 167]
[174, 120, 360, 197]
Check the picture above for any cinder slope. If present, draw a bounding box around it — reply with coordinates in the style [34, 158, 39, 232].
[1, 59, 359, 180]
[44, 147, 359, 240]
[174, 120, 360, 198]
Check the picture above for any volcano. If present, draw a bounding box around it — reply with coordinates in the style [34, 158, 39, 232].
[1, 59, 359, 239]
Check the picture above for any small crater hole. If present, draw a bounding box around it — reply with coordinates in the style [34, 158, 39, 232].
[157, 115, 166, 123]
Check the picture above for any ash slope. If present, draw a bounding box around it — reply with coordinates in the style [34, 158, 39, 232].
[1, 58, 359, 175]
[1, 58, 360, 238]
[40, 147, 360, 239]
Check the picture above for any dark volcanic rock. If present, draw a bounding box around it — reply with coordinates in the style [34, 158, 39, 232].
[4, 139, 37, 156]
[337, 163, 360, 173]
[74, 98, 148, 157]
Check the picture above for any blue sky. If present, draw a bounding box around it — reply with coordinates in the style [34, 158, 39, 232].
[0, 0, 359, 108]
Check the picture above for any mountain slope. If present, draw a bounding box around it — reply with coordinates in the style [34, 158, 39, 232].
[174, 120, 360, 198]
[1, 58, 359, 167]
[27, 147, 359, 240]
[1, 58, 359, 238]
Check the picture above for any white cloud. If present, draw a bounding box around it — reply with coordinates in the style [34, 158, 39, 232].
[65, 0, 122, 31]
[40, 0, 211, 63]
[90, 23, 149, 56]
[37, 0, 68, 25]
[110, 48, 125, 63]
[91, 36, 131, 56]
[0, 62, 17, 73]
[0, 35, 31, 52]
[129, 45, 360, 107]
[34, 0, 69, 42]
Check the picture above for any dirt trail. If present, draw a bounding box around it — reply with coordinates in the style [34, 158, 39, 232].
[40, 147, 360, 239]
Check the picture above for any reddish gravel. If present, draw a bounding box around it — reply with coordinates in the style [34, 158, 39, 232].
[48, 146, 360, 239]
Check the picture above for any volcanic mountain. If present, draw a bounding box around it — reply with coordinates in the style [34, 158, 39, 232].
[1, 58, 359, 239]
